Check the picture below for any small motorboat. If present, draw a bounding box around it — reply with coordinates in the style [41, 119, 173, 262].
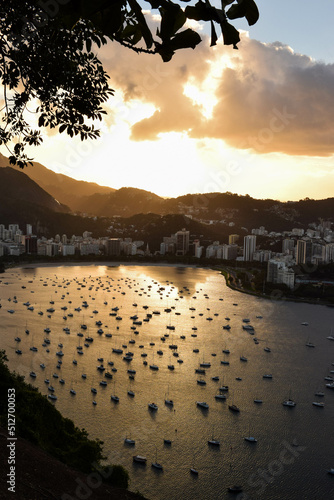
[228, 404, 240, 412]
[124, 437, 135, 445]
[228, 485, 243, 493]
[282, 399, 296, 407]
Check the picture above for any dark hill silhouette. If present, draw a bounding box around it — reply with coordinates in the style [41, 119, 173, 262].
[0, 167, 69, 213]
[76, 186, 164, 216]
[0, 168, 112, 237]
[1, 153, 333, 234]
[0, 153, 115, 211]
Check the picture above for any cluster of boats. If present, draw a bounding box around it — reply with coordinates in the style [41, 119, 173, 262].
[2, 268, 334, 498]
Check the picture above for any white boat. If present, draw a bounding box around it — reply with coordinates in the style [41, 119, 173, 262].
[282, 398, 296, 407]
[124, 437, 135, 445]
[208, 438, 220, 446]
[196, 401, 209, 409]
[326, 468, 334, 475]
[228, 485, 243, 493]
[215, 392, 226, 400]
[152, 461, 163, 470]
[312, 401, 324, 407]
[244, 436, 257, 443]
[111, 382, 119, 402]
[190, 468, 199, 475]
[133, 455, 147, 464]
[152, 447, 163, 470]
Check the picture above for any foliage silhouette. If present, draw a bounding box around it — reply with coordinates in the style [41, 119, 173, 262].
[0, 0, 259, 166]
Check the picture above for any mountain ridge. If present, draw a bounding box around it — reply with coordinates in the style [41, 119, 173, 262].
[0, 153, 115, 211]
[0, 153, 333, 237]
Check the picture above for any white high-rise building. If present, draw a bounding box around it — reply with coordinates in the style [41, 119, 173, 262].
[243, 235, 256, 261]
[176, 228, 190, 256]
[282, 238, 295, 254]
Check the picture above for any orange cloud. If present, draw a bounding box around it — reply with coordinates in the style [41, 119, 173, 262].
[101, 34, 334, 157]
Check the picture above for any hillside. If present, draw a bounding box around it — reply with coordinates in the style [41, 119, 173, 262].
[0, 153, 115, 211]
[80, 190, 334, 232]
[110, 213, 232, 249]
[0, 350, 146, 499]
[0, 429, 146, 500]
[1, 152, 333, 237]
[0, 167, 113, 237]
[0, 167, 69, 214]
[76, 187, 164, 216]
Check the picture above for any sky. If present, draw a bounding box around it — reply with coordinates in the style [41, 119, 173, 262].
[12, 1, 334, 200]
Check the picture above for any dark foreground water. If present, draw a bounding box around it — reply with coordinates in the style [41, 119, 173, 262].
[1, 264, 334, 500]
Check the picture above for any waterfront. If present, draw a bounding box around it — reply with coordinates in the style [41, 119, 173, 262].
[1, 264, 334, 499]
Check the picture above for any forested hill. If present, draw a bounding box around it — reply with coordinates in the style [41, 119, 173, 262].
[0, 167, 69, 214]
[1, 151, 333, 235]
[0, 153, 115, 211]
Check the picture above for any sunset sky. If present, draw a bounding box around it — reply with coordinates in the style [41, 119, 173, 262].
[22, 1, 334, 200]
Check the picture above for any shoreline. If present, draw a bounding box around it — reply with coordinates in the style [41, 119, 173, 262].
[7, 260, 201, 270]
[3, 259, 333, 307]
[218, 268, 334, 308]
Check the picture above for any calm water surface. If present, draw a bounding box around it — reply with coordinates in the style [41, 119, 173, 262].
[1, 264, 334, 500]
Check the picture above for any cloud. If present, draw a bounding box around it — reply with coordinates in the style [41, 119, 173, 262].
[101, 33, 334, 157]
[199, 38, 334, 156]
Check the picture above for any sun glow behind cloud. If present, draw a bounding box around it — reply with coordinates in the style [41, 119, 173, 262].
[18, 22, 334, 202]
